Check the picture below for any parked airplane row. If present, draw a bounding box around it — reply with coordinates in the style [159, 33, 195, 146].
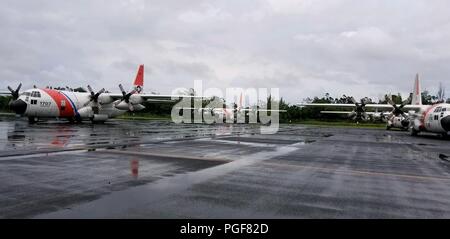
[299, 74, 450, 138]
[1, 66, 449, 138]
[177, 92, 286, 122]
[1, 65, 202, 123]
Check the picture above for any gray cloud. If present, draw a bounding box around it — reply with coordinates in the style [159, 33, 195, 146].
[1, 0, 450, 103]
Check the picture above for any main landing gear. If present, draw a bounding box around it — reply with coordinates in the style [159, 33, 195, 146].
[28, 117, 38, 124]
[410, 127, 419, 136]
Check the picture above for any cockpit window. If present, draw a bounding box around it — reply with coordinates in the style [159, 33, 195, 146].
[443, 108, 447, 112]
[31, 91, 41, 98]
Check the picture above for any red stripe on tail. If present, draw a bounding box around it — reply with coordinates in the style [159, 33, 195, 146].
[134, 65, 144, 87]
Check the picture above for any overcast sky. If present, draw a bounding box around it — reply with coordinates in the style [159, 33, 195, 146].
[1, 0, 450, 103]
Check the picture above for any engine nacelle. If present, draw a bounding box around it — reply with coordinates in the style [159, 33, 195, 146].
[77, 106, 94, 118]
[98, 95, 114, 104]
[130, 94, 144, 104]
[115, 101, 130, 110]
[114, 101, 146, 111]
[133, 104, 145, 111]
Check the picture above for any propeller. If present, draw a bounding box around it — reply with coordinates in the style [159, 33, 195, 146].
[116, 84, 136, 111]
[7, 83, 22, 101]
[385, 95, 410, 118]
[83, 85, 105, 108]
[348, 97, 368, 121]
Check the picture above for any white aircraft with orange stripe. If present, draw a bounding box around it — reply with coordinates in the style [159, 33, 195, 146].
[299, 74, 450, 138]
[2, 65, 201, 123]
[409, 96, 450, 138]
[179, 92, 286, 122]
[382, 74, 450, 137]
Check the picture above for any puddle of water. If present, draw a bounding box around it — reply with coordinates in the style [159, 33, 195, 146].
[35, 141, 304, 218]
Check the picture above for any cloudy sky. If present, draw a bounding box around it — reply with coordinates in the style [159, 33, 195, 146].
[1, 0, 450, 103]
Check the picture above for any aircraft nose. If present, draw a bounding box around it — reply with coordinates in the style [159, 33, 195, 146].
[441, 116, 450, 132]
[9, 99, 27, 115]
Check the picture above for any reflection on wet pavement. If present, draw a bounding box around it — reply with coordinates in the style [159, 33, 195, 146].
[1, 116, 450, 218]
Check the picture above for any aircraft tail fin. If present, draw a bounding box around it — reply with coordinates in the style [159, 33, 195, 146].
[411, 73, 422, 105]
[133, 65, 144, 93]
[238, 92, 243, 110]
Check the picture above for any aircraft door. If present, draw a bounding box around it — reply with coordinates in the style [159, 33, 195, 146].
[61, 100, 66, 111]
[431, 107, 443, 132]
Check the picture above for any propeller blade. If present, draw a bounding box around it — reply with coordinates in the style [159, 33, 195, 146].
[87, 85, 94, 95]
[16, 83, 22, 92]
[400, 96, 411, 108]
[360, 98, 366, 106]
[94, 88, 105, 99]
[84, 86, 105, 106]
[119, 84, 126, 95]
[8, 84, 21, 100]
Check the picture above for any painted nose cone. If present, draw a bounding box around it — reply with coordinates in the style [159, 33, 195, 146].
[10, 99, 27, 115]
[441, 116, 450, 132]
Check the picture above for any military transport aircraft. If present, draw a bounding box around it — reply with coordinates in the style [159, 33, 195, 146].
[1, 65, 202, 123]
[178, 92, 286, 123]
[299, 74, 423, 128]
[299, 74, 450, 137]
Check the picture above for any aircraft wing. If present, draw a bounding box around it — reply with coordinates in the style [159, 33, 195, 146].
[364, 104, 394, 110]
[320, 111, 390, 115]
[106, 93, 205, 103]
[402, 105, 424, 111]
[238, 108, 287, 112]
[299, 103, 394, 110]
[0, 92, 11, 95]
[299, 103, 356, 107]
[320, 111, 351, 115]
[251, 109, 287, 112]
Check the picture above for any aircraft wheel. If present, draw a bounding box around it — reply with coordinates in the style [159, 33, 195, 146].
[411, 128, 419, 136]
[386, 125, 391, 130]
[28, 117, 37, 124]
[75, 116, 83, 123]
[442, 133, 449, 139]
[90, 119, 106, 124]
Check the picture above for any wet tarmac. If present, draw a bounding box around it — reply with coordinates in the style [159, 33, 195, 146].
[1, 116, 450, 218]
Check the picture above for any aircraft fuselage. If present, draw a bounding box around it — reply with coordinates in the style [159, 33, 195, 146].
[10, 88, 126, 122]
[411, 103, 450, 135]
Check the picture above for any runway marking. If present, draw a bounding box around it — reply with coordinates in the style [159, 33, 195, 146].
[263, 162, 450, 182]
[103, 149, 232, 163]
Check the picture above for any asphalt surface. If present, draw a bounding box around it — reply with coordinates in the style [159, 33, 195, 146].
[1, 116, 450, 218]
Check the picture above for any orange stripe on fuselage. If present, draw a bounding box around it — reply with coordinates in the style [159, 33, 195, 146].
[42, 89, 75, 117]
[421, 104, 439, 130]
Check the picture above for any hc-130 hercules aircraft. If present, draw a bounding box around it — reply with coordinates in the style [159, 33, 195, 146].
[299, 74, 450, 137]
[1, 65, 202, 123]
[178, 92, 286, 122]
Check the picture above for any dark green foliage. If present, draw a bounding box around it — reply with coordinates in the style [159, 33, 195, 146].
[73, 87, 87, 92]
[0, 96, 12, 112]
